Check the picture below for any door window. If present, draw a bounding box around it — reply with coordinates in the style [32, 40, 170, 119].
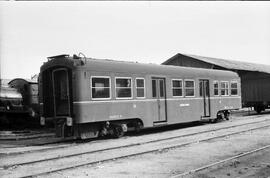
[159, 80, 164, 98]
[199, 80, 209, 97]
[136, 78, 145, 98]
[152, 80, 157, 98]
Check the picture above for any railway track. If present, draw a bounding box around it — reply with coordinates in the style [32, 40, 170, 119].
[1, 117, 270, 178]
[171, 144, 270, 178]
[0, 114, 267, 156]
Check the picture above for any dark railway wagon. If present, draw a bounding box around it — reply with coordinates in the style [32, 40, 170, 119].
[0, 86, 25, 125]
[0, 78, 39, 127]
[8, 78, 39, 117]
[39, 54, 241, 139]
[240, 71, 270, 113]
[0, 86, 23, 112]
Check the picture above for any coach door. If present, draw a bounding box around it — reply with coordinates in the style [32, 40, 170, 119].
[152, 78, 167, 123]
[199, 79, 211, 117]
[52, 68, 71, 116]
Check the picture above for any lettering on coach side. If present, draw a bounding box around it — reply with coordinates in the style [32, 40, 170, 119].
[224, 106, 234, 109]
[180, 103, 190, 107]
[109, 115, 123, 119]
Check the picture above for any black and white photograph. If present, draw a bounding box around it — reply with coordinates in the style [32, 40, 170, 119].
[1, 1, 270, 178]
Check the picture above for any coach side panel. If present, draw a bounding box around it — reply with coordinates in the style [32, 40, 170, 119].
[72, 69, 241, 127]
[209, 78, 241, 116]
[73, 71, 156, 127]
[164, 77, 241, 125]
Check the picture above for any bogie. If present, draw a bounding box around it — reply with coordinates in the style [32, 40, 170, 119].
[112, 125, 125, 138]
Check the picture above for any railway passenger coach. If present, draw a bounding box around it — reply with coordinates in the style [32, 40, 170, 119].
[39, 54, 241, 139]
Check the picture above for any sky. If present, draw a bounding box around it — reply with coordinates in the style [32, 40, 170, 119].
[1, 1, 270, 79]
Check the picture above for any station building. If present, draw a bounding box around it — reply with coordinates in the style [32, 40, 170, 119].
[162, 53, 270, 113]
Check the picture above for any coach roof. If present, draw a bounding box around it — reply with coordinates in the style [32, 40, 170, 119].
[82, 57, 239, 78]
[42, 54, 239, 78]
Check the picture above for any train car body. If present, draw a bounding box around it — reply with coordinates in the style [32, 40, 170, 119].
[0, 86, 23, 112]
[8, 78, 39, 117]
[240, 71, 270, 113]
[39, 55, 241, 139]
[0, 86, 25, 125]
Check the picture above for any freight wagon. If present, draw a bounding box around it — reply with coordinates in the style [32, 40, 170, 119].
[39, 54, 241, 139]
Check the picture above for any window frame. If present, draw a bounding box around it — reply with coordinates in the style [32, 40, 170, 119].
[152, 79, 157, 98]
[91, 76, 111, 100]
[220, 81, 229, 96]
[230, 81, 238, 96]
[213, 80, 219, 96]
[184, 79, 195, 97]
[115, 77, 133, 99]
[135, 78, 145, 99]
[172, 79, 183, 97]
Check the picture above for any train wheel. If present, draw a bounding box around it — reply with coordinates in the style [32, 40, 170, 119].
[135, 121, 143, 133]
[217, 111, 225, 121]
[225, 111, 231, 120]
[255, 106, 262, 114]
[256, 109, 262, 114]
[112, 125, 124, 138]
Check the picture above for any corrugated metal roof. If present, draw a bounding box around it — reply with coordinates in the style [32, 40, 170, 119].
[165, 53, 270, 74]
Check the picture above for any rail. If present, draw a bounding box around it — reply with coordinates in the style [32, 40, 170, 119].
[0, 119, 270, 178]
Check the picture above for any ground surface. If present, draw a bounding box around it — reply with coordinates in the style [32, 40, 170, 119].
[1, 111, 270, 178]
[35, 115, 270, 178]
[189, 148, 270, 178]
[39, 127, 270, 178]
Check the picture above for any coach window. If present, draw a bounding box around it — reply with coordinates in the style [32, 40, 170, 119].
[231, 81, 238, 96]
[91, 77, 111, 99]
[172, 79, 183, 97]
[116, 77, 132, 99]
[185, 80, 195, 97]
[136, 78, 145, 98]
[221, 81, 229, 96]
[213, 81, 219, 96]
